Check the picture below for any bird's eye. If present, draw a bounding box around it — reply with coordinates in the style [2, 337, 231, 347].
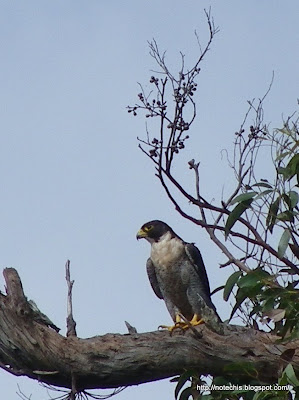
[144, 225, 153, 232]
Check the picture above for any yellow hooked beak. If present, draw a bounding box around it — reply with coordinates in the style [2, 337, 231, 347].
[136, 228, 148, 240]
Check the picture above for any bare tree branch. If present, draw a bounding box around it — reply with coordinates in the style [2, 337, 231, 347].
[65, 260, 77, 338]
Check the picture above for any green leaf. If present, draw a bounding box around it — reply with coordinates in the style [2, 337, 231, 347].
[175, 371, 192, 399]
[278, 229, 291, 258]
[289, 243, 299, 260]
[266, 196, 280, 233]
[278, 154, 299, 182]
[286, 154, 299, 180]
[254, 189, 273, 201]
[211, 376, 231, 387]
[289, 190, 299, 208]
[223, 271, 243, 301]
[277, 166, 290, 180]
[223, 361, 258, 376]
[282, 193, 292, 209]
[178, 387, 192, 400]
[283, 328, 299, 341]
[252, 182, 273, 189]
[284, 363, 299, 386]
[230, 191, 257, 205]
[276, 210, 295, 223]
[282, 191, 299, 209]
[265, 308, 286, 322]
[251, 392, 266, 400]
[277, 127, 293, 137]
[238, 269, 270, 289]
[253, 394, 280, 400]
[275, 150, 292, 161]
[278, 368, 288, 386]
[229, 290, 247, 320]
[225, 199, 253, 238]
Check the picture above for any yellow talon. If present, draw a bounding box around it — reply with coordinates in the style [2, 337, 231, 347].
[158, 314, 185, 331]
[158, 314, 204, 332]
[190, 314, 204, 327]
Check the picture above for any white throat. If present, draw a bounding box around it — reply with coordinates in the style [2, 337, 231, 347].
[150, 232, 184, 267]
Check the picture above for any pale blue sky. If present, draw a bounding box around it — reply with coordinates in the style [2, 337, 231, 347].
[0, 1, 298, 399]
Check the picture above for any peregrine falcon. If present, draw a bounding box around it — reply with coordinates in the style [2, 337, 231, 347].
[136, 220, 221, 331]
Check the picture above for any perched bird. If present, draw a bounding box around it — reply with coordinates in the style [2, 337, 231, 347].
[136, 220, 221, 331]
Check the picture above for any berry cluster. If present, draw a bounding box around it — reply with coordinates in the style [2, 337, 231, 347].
[128, 72, 196, 160]
[148, 134, 190, 158]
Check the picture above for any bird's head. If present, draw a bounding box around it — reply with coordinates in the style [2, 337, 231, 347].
[136, 220, 173, 243]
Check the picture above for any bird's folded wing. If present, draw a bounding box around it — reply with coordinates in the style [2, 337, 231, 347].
[185, 243, 211, 297]
[146, 258, 163, 299]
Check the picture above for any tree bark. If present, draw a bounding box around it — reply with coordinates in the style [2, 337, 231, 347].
[0, 268, 298, 392]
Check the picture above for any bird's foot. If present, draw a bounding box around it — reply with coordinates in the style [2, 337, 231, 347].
[158, 314, 204, 332]
[158, 322, 188, 332]
[189, 314, 204, 327]
[158, 314, 186, 332]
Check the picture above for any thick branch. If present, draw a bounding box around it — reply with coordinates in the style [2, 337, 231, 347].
[0, 268, 298, 392]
